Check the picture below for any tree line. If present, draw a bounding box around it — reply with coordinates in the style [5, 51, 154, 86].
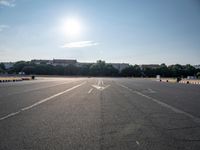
[0, 61, 200, 78]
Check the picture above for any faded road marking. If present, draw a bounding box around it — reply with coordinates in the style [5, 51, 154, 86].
[0, 82, 86, 121]
[136, 141, 140, 145]
[88, 88, 93, 94]
[147, 88, 156, 93]
[118, 83, 200, 124]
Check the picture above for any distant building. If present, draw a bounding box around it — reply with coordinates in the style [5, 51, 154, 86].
[52, 59, 77, 66]
[31, 59, 77, 66]
[3, 62, 14, 69]
[30, 59, 129, 71]
[109, 63, 130, 72]
[194, 65, 200, 69]
[187, 76, 197, 79]
[31, 59, 52, 65]
[76, 62, 94, 67]
[77, 62, 129, 72]
[140, 64, 160, 70]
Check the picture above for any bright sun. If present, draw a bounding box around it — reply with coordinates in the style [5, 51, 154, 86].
[61, 18, 82, 37]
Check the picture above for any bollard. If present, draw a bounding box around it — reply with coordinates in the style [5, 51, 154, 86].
[31, 75, 35, 80]
[177, 77, 181, 83]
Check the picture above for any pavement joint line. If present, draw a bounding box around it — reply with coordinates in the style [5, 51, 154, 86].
[0, 81, 86, 121]
[117, 83, 200, 124]
[88, 88, 93, 94]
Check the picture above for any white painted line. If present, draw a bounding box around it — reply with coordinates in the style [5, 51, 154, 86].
[0, 82, 86, 121]
[118, 83, 200, 124]
[136, 141, 140, 145]
[0, 111, 20, 121]
[0, 80, 82, 98]
[88, 88, 93, 94]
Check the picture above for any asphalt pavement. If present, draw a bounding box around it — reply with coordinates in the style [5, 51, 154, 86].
[0, 77, 200, 150]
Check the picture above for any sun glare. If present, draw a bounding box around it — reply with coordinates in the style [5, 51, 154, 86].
[61, 18, 82, 37]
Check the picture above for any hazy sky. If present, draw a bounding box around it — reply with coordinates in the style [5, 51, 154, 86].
[0, 0, 200, 65]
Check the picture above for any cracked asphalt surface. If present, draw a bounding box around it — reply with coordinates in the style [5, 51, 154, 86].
[0, 77, 200, 150]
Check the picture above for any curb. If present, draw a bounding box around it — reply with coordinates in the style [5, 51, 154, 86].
[0, 77, 32, 83]
[157, 79, 177, 83]
[179, 80, 200, 85]
[157, 79, 200, 85]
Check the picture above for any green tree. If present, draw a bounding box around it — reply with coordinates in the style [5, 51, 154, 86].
[184, 64, 196, 77]
[121, 66, 135, 77]
[0, 63, 5, 70]
[121, 65, 142, 77]
[54, 65, 65, 75]
[156, 63, 170, 77]
[168, 64, 183, 77]
[133, 65, 142, 77]
[22, 66, 36, 75]
[197, 72, 200, 79]
[104, 64, 119, 76]
[64, 65, 79, 75]
[89, 60, 119, 76]
[143, 68, 156, 77]
[12, 61, 28, 73]
[78, 64, 91, 76]
[34, 64, 51, 75]
[89, 60, 106, 76]
[0, 67, 5, 73]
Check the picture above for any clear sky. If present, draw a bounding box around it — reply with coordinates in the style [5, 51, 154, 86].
[0, 0, 200, 65]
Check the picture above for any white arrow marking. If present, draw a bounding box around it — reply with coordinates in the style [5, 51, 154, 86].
[92, 85, 110, 91]
[92, 80, 110, 91]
